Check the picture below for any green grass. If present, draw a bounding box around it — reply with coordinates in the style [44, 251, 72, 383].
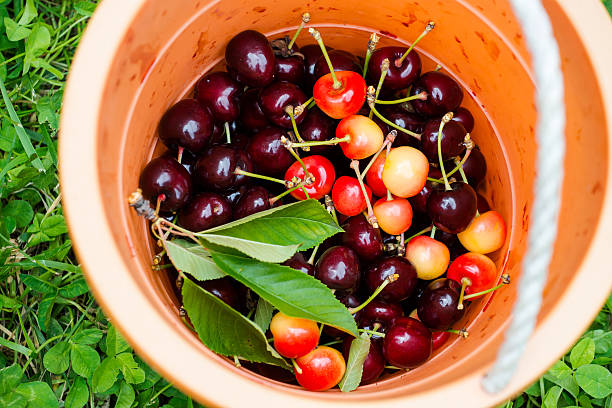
[0, 0, 609, 407]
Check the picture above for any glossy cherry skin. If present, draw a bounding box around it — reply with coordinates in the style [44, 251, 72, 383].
[409, 167, 442, 214]
[313, 71, 367, 119]
[195, 72, 241, 123]
[381, 107, 426, 147]
[417, 278, 465, 330]
[341, 214, 384, 261]
[275, 55, 305, 85]
[284, 155, 335, 201]
[373, 198, 413, 236]
[158, 99, 214, 154]
[382, 146, 429, 198]
[358, 300, 404, 332]
[367, 46, 421, 91]
[162, 149, 197, 175]
[295, 346, 346, 391]
[225, 30, 275, 87]
[193, 145, 252, 191]
[477, 193, 490, 213]
[342, 337, 385, 385]
[199, 277, 241, 310]
[239, 88, 269, 131]
[313, 49, 362, 80]
[233, 186, 271, 219]
[298, 107, 335, 155]
[421, 119, 467, 162]
[452, 107, 475, 133]
[178, 192, 232, 231]
[383, 317, 432, 369]
[247, 127, 294, 176]
[427, 182, 477, 233]
[447, 252, 497, 296]
[282, 252, 315, 276]
[315, 246, 360, 290]
[411, 71, 463, 117]
[457, 211, 507, 254]
[365, 257, 417, 302]
[432, 331, 451, 350]
[259, 81, 307, 128]
[405, 236, 450, 280]
[462, 147, 487, 187]
[337, 115, 384, 159]
[365, 151, 387, 197]
[332, 176, 372, 217]
[301, 44, 331, 90]
[270, 312, 320, 359]
[437, 230, 468, 261]
[139, 156, 191, 212]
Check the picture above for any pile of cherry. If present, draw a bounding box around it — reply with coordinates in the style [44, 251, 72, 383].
[138, 14, 508, 392]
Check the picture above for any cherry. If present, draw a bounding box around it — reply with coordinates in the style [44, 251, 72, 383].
[254, 363, 297, 384]
[409, 167, 443, 214]
[410, 71, 463, 117]
[447, 252, 497, 298]
[162, 149, 197, 175]
[342, 337, 385, 385]
[275, 54, 305, 85]
[436, 230, 468, 261]
[457, 211, 507, 254]
[336, 115, 384, 160]
[195, 72, 241, 123]
[461, 147, 487, 187]
[199, 277, 241, 310]
[178, 192, 232, 231]
[332, 176, 372, 217]
[294, 346, 346, 391]
[477, 193, 490, 213]
[193, 145, 252, 191]
[300, 43, 331, 90]
[284, 155, 335, 201]
[315, 246, 360, 290]
[270, 312, 320, 359]
[158, 99, 214, 154]
[365, 257, 417, 302]
[247, 127, 294, 176]
[225, 30, 275, 88]
[367, 46, 421, 91]
[417, 278, 465, 330]
[139, 156, 191, 212]
[313, 49, 361, 80]
[373, 198, 413, 236]
[452, 107, 474, 133]
[282, 252, 315, 276]
[340, 214, 383, 261]
[405, 236, 450, 280]
[378, 107, 426, 147]
[382, 146, 429, 198]
[233, 186, 272, 219]
[383, 317, 432, 369]
[313, 70, 367, 119]
[432, 331, 451, 350]
[239, 88, 269, 131]
[297, 107, 335, 155]
[420, 119, 467, 162]
[259, 81, 307, 128]
[365, 151, 387, 197]
[322, 293, 361, 338]
[358, 300, 404, 333]
[223, 184, 249, 206]
[427, 182, 477, 233]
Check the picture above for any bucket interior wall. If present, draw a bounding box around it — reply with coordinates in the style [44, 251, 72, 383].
[95, 0, 608, 399]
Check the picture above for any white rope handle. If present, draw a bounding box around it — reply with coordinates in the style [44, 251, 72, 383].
[482, 0, 566, 392]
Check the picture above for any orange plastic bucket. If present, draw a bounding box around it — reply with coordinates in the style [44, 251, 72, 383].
[59, 0, 612, 406]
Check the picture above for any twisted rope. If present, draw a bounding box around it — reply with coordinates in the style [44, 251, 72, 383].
[482, 0, 566, 393]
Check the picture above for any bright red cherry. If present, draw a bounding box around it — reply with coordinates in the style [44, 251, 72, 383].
[365, 151, 387, 197]
[382, 147, 429, 198]
[284, 155, 335, 200]
[405, 236, 450, 280]
[270, 312, 320, 359]
[372, 198, 413, 236]
[336, 115, 384, 160]
[457, 211, 507, 254]
[313, 70, 366, 119]
[295, 346, 346, 391]
[332, 176, 372, 217]
[383, 317, 432, 369]
[447, 252, 497, 297]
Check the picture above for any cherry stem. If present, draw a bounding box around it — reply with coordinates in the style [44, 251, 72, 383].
[285, 143, 313, 184]
[395, 21, 435, 67]
[309, 28, 341, 89]
[288, 12, 310, 50]
[292, 359, 303, 375]
[360, 329, 385, 337]
[386, 189, 393, 201]
[446, 328, 469, 338]
[367, 86, 421, 140]
[285, 106, 307, 148]
[429, 142, 473, 184]
[397, 232, 405, 256]
[293, 96, 314, 117]
[154, 194, 166, 215]
[463, 274, 511, 300]
[288, 135, 350, 149]
[434, 64, 442, 72]
[307, 244, 320, 264]
[234, 168, 288, 186]
[429, 225, 437, 238]
[224, 122, 231, 144]
[375, 91, 428, 105]
[233, 355, 241, 367]
[350, 160, 378, 228]
[407, 226, 433, 242]
[362, 32, 380, 78]
[301, 186, 310, 199]
[324, 195, 339, 225]
[369, 58, 390, 119]
[362, 130, 397, 177]
[457, 277, 472, 310]
[349, 273, 399, 314]
[437, 112, 454, 190]
[269, 178, 306, 204]
[177, 147, 184, 163]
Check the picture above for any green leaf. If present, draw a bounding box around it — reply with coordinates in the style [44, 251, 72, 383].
[71, 328, 103, 345]
[0, 393, 25, 408]
[0, 200, 32, 228]
[105, 325, 129, 357]
[0, 294, 21, 310]
[115, 382, 135, 408]
[70, 344, 100, 378]
[524, 381, 541, 397]
[23, 23, 49, 74]
[17, 0, 37, 26]
[37, 295, 55, 332]
[339, 333, 370, 392]
[542, 385, 562, 408]
[0, 337, 31, 357]
[210, 251, 358, 336]
[165, 240, 225, 281]
[19, 274, 57, 295]
[182, 278, 290, 369]
[74, 1, 97, 17]
[254, 298, 274, 332]
[4, 18, 30, 42]
[42, 341, 70, 374]
[544, 360, 579, 397]
[59, 278, 89, 298]
[571, 337, 596, 369]
[115, 353, 145, 385]
[91, 357, 120, 393]
[64, 377, 88, 408]
[0, 364, 24, 395]
[199, 200, 342, 263]
[578, 394, 594, 408]
[14, 381, 58, 408]
[40, 215, 67, 237]
[35, 94, 61, 130]
[575, 364, 612, 398]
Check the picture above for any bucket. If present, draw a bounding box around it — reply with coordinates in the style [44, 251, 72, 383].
[59, 0, 612, 406]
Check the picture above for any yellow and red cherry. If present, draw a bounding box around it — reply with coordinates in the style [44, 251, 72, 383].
[332, 176, 372, 216]
[336, 115, 384, 160]
[270, 312, 320, 359]
[284, 155, 335, 200]
[457, 210, 507, 254]
[294, 346, 346, 391]
[405, 236, 450, 280]
[447, 252, 497, 297]
[382, 146, 429, 198]
[373, 198, 413, 236]
[365, 151, 387, 197]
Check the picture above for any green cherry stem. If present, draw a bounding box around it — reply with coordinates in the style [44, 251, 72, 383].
[292, 358, 303, 374]
[429, 225, 437, 238]
[446, 328, 469, 338]
[457, 277, 472, 310]
[434, 64, 442, 72]
[369, 58, 390, 119]
[395, 21, 435, 67]
[367, 86, 421, 140]
[360, 329, 385, 337]
[309, 28, 341, 89]
[362, 130, 397, 177]
[375, 91, 428, 105]
[293, 96, 314, 117]
[224, 121, 231, 144]
[307, 244, 320, 264]
[437, 112, 454, 190]
[288, 12, 311, 50]
[349, 274, 399, 315]
[463, 274, 511, 300]
[285, 106, 307, 147]
[287, 135, 350, 149]
[301, 186, 310, 199]
[407, 226, 433, 242]
[350, 160, 378, 228]
[362, 32, 380, 78]
[269, 178, 307, 205]
[234, 167, 289, 185]
[177, 147, 184, 163]
[324, 195, 339, 225]
[429, 139, 474, 184]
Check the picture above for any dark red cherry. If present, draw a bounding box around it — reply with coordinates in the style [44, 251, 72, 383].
[421, 119, 467, 162]
[477, 193, 490, 213]
[376, 107, 426, 148]
[358, 300, 404, 333]
[178, 192, 232, 232]
[158, 99, 214, 154]
[139, 156, 191, 212]
[313, 50, 361, 81]
[247, 127, 294, 176]
[297, 107, 336, 155]
[427, 182, 477, 234]
[225, 30, 275, 88]
[282, 252, 314, 276]
[367, 46, 421, 91]
[195, 72, 241, 123]
[193, 145, 252, 191]
[409, 167, 442, 214]
[259, 81, 307, 128]
[239, 89, 269, 131]
[436, 230, 468, 261]
[411, 71, 463, 117]
[383, 317, 432, 368]
[301, 44, 332, 90]
[342, 337, 385, 385]
[452, 107, 474, 133]
[275, 55, 305, 85]
[365, 257, 417, 302]
[417, 278, 465, 330]
[223, 184, 249, 206]
[233, 186, 271, 219]
[315, 246, 360, 290]
[341, 214, 383, 262]
[199, 277, 241, 310]
[461, 147, 487, 187]
[162, 149, 197, 175]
